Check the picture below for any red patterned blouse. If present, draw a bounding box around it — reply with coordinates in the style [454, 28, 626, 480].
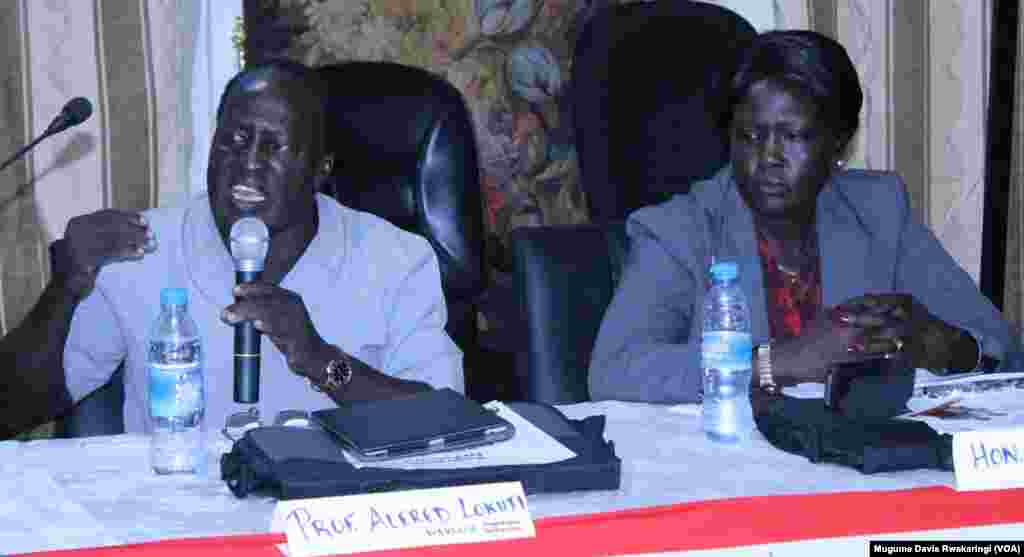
[756, 231, 822, 340]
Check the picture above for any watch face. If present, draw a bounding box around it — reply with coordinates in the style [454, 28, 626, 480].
[325, 358, 352, 390]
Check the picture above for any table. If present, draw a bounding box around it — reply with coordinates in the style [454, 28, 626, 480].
[4, 401, 1023, 555]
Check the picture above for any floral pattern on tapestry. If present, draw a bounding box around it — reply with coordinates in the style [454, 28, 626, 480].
[275, 0, 611, 261]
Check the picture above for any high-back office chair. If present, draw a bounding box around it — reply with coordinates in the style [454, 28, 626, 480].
[575, 0, 755, 221]
[317, 61, 486, 399]
[511, 1, 756, 403]
[59, 62, 487, 437]
[317, 61, 485, 360]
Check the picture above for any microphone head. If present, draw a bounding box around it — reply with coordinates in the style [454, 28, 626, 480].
[229, 217, 270, 272]
[64, 97, 93, 127]
[44, 97, 94, 135]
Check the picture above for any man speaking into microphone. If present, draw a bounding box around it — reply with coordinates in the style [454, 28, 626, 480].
[0, 61, 462, 437]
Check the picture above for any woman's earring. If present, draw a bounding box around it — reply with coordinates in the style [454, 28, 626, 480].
[834, 159, 845, 170]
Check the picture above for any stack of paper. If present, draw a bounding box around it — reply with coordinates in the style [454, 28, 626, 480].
[901, 371, 1024, 434]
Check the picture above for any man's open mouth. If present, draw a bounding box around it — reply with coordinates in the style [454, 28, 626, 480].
[756, 180, 788, 196]
[232, 185, 266, 204]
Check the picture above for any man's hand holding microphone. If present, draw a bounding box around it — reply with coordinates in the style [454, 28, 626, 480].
[220, 217, 341, 403]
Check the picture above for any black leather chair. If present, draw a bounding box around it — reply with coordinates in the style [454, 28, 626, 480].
[59, 62, 488, 437]
[510, 2, 755, 403]
[574, 0, 755, 221]
[511, 223, 627, 403]
[317, 61, 487, 399]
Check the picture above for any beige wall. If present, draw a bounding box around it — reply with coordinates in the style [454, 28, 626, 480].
[775, 0, 991, 283]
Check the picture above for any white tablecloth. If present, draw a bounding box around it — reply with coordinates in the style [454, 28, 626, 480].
[0, 401, 969, 554]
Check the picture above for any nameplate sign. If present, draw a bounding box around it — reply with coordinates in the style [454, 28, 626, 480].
[952, 429, 1024, 491]
[271, 481, 535, 557]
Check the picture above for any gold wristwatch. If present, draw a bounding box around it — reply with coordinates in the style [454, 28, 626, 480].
[310, 356, 353, 393]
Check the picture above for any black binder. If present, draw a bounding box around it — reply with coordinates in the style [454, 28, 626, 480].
[221, 402, 621, 500]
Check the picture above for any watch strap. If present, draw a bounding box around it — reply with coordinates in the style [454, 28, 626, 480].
[756, 342, 778, 394]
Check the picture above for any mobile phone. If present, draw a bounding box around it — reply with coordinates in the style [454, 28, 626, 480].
[824, 358, 898, 410]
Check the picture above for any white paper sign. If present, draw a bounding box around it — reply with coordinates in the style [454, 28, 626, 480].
[271, 481, 535, 557]
[952, 429, 1024, 491]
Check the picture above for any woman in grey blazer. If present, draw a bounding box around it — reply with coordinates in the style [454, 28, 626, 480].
[589, 31, 1011, 410]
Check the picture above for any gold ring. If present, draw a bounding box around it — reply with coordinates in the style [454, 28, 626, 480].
[893, 337, 905, 352]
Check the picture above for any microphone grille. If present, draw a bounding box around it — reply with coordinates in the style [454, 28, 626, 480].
[229, 217, 270, 272]
[65, 97, 93, 126]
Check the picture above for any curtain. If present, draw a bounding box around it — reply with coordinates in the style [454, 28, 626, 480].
[0, 0, 240, 437]
[774, 0, 992, 285]
[189, 0, 244, 197]
[0, 0, 185, 336]
[1007, 3, 1024, 334]
[0, 0, 244, 339]
[0, 2, 40, 337]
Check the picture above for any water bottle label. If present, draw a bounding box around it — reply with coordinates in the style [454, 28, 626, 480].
[701, 331, 753, 372]
[149, 362, 203, 419]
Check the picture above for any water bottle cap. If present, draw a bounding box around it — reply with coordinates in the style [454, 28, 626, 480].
[160, 288, 188, 307]
[709, 261, 739, 281]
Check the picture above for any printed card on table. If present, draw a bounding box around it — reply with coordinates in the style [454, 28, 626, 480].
[952, 429, 1024, 491]
[271, 481, 535, 557]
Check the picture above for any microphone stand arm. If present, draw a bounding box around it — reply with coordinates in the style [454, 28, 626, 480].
[0, 131, 53, 174]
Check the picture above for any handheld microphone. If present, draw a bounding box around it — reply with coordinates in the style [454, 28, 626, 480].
[0, 97, 94, 174]
[229, 217, 270, 404]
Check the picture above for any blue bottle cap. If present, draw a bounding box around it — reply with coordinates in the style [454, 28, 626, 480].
[709, 261, 739, 281]
[160, 288, 188, 307]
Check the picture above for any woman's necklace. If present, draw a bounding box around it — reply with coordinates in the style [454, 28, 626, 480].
[777, 263, 812, 303]
[760, 227, 817, 301]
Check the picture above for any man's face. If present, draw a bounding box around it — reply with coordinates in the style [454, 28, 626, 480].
[730, 79, 842, 221]
[207, 81, 323, 240]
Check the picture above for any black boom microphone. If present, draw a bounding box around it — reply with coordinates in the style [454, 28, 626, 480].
[0, 97, 93, 173]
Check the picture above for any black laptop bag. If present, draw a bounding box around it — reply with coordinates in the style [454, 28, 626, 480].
[221, 402, 621, 500]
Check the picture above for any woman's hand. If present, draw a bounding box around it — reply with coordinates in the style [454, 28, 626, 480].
[767, 292, 964, 385]
[834, 293, 979, 371]
[768, 309, 863, 385]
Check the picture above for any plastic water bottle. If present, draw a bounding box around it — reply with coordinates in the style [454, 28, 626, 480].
[701, 261, 754, 444]
[148, 288, 205, 474]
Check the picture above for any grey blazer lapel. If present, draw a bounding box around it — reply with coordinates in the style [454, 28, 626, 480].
[715, 180, 771, 344]
[816, 181, 873, 307]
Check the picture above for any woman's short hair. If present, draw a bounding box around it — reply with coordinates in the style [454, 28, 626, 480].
[724, 30, 863, 142]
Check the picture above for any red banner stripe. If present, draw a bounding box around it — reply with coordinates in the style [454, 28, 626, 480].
[21, 486, 1024, 557]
